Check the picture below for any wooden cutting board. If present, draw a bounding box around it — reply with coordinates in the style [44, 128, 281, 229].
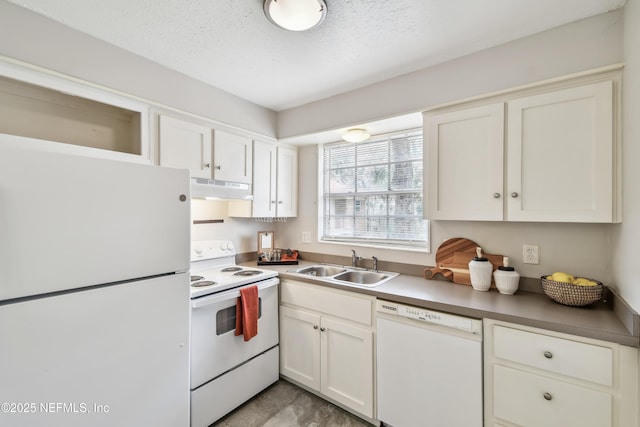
[424, 238, 503, 286]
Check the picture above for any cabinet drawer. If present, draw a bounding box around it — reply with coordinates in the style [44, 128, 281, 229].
[494, 365, 612, 427]
[493, 325, 613, 386]
[280, 281, 373, 326]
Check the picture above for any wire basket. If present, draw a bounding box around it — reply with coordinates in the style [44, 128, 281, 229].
[541, 276, 604, 306]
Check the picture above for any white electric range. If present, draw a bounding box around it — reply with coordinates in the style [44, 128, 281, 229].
[189, 240, 280, 427]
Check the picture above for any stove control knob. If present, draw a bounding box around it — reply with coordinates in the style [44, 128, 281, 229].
[194, 247, 203, 257]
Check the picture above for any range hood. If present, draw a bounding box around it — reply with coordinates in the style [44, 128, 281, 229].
[190, 177, 253, 200]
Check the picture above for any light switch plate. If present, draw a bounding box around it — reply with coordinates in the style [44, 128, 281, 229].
[301, 231, 311, 243]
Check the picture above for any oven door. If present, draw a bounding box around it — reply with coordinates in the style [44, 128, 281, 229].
[190, 277, 279, 390]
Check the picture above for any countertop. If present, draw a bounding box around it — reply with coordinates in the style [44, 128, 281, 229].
[243, 260, 640, 347]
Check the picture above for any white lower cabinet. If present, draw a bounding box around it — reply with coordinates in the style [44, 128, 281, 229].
[279, 280, 374, 419]
[484, 319, 638, 427]
[494, 364, 611, 426]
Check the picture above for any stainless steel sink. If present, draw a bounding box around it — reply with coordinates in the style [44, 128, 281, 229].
[332, 270, 391, 285]
[293, 265, 347, 277]
[290, 264, 398, 287]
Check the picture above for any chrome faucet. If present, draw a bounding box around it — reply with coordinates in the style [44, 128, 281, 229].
[351, 249, 360, 267]
[372, 256, 379, 272]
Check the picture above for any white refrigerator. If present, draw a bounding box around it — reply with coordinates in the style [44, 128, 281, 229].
[0, 137, 191, 427]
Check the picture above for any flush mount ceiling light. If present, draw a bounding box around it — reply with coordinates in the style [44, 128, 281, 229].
[342, 128, 370, 143]
[263, 0, 327, 32]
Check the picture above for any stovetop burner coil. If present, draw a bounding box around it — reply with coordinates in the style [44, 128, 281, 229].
[191, 275, 205, 282]
[221, 267, 243, 272]
[191, 280, 216, 288]
[233, 270, 262, 277]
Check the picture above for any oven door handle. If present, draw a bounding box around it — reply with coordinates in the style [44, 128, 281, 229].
[191, 277, 279, 309]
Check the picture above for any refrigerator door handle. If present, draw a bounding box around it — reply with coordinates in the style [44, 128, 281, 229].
[191, 278, 279, 309]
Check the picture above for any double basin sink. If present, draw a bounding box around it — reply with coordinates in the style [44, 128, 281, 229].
[288, 264, 399, 287]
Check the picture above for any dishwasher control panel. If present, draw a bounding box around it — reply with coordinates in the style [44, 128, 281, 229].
[376, 300, 482, 335]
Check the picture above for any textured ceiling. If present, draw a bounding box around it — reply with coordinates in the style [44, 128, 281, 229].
[7, 0, 626, 112]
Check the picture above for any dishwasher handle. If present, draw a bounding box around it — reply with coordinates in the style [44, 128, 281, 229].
[376, 299, 482, 336]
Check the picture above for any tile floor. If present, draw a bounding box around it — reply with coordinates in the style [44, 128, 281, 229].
[212, 380, 374, 427]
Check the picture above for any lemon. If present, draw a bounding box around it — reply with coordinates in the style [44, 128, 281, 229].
[551, 272, 575, 283]
[574, 277, 597, 287]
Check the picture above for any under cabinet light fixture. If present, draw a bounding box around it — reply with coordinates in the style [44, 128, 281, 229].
[342, 128, 370, 143]
[263, 0, 327, 32]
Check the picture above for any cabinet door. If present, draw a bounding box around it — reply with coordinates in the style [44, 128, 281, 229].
[424, 103, 504, 220]
[320, 317, 373, 418]
[212, 130, 252, 184]
[506, 81, 614, 222]
[252, 141, 277, 218]
[276, 146, 298, 217]
[159, 115, 212, 179]
[279, 306, 321, 391]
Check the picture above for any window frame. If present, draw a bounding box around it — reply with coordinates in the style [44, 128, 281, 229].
[318, 128, 429, 252]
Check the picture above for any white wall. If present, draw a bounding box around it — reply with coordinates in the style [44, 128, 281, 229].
[0, 1, 277, 138]
[278, 146, 612, 281]
[191, 200, 276, 254]
[277, 9, 640, 314]
[278, 10, 623, 138]
[0, 0, 636, 312]
[611, 0, 640, 313]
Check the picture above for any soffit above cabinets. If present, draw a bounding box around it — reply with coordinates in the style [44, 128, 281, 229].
[6, 0, 626, 111]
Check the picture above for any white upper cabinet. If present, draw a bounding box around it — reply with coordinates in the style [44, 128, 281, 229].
[425, 103, 505, 220]
[159, 115, 212, 178]
[252, 140, 277, 218]
[506, 81, 613, 222]
[276, 145, 298, 218]
[424, 77, 619, 223]
[229, 142, 297, 218]
[212, 130, 252, 184]
[159, 115, 252, 184]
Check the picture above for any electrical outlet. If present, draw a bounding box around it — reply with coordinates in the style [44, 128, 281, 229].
[523, 244, 539, 264]
[301, 231, 311, 244]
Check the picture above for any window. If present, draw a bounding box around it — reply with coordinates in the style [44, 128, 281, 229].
[321, 130, 428, 248]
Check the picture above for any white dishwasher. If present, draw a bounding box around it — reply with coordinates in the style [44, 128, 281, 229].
[376, 300, 483, 427]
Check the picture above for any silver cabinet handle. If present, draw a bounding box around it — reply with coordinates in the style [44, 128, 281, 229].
[543, 392, 553, 401]
[204, 163, 211, 168]
[271, 200, 277, 204]
[313, 325, 318, 330]
[320, 327, 326, 332]
[511, 192, 519, 198]
[544, 351, 553, 359]
[215, 165, 222, 170]
[493, 193, 501, 198]
[278, 201, 284, 205]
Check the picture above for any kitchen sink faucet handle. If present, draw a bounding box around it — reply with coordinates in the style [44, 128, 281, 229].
[351, 249, 361, 267]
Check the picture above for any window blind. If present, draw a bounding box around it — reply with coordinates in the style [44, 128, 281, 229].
[322, 131, 427, 247]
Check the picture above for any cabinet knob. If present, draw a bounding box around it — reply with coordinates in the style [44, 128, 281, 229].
[204, 163, 211, 168]
[271, 200, 277, 205]
[215, 165, 222, 170]
[543, 392, 553, 401]
[493, 193, 501, 199]
[278, 201, 284, 205]
[313, 325, 318, 330]
[511, 192, 519, 198]
[320, 327, 326, 332]
[543, 351, 553, 359]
